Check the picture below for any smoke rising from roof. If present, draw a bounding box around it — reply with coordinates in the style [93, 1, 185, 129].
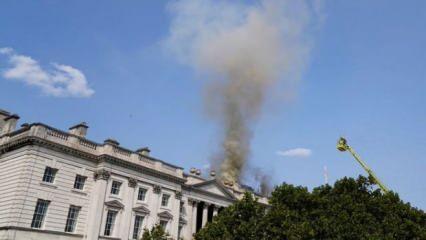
[165, 0, 321, 184]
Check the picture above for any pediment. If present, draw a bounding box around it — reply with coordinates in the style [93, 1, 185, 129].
[191, 180, 236, 199]
[158, 211, 173, 220]
[133, 205, 150, 214]
[105, 200, 124, 209]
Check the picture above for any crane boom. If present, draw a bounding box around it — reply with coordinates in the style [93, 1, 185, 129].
[337, 137, 389, 194]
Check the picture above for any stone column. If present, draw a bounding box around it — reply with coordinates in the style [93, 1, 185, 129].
[191, 200, 198, 235]
[185, 199, 194, 240]
[85, 169, 110, 240]
[121, 178, 137, 240]
[213, 205, 219, 217]
[147, 185, 162, 229]
[202, 203, 208, 227]
[170, 191, 183, 239]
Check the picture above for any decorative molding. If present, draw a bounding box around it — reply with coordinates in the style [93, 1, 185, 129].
[179, 216, 187, 225]
[175, 191, 182, 200]
[128, 178, 137, 188]
[105, 200, 124, 209]
[158, 211, 173, 220]
[0, 226, 84, 237]
[188, 198, 199, 206]
[94, 169, 110, 180]
[153, 185, 162, 194]
[133, 205, 151, 214]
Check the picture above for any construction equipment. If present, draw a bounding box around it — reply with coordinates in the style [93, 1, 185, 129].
[337, 137, 389, 194]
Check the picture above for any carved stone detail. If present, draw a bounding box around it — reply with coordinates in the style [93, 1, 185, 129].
[153, 185, 162, 194]
[175, 191, 182, 200]
[128, 178, 137, 188]
[188, 198, 199, 206]
[94, 169, 110, 180]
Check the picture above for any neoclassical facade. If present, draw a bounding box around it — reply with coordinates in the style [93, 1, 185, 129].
[0, 109, 267, 240]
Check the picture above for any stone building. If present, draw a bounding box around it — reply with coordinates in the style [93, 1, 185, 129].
[0, 109, 267, 240]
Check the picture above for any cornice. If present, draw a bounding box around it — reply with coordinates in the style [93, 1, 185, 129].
[0, 136, 186, 185]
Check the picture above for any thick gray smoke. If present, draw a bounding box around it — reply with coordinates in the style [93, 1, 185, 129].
[165, 0, 321, 183]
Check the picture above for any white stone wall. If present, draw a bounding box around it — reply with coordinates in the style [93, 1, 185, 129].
[0, 123, 247, 240]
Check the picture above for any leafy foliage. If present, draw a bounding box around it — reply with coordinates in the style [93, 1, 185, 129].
[141, 224, 169, 240]
[195, 176, 426, 240]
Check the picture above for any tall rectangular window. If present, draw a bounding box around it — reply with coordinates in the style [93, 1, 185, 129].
[73, 175, 86, 190]
[42, 167, 57, 183]
[132, 215, 144, 239]
[64, 205, 80, 232]
[110, 181, 121, 195]
[161, 194, 170, 207]
[31, 199, 49, 228]
[104, 210, 117, 236]
[159, 220, 168, 231]
[137, 188, 147, 201]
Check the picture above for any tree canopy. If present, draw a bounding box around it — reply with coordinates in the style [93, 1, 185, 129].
[141, 224, 169, 240]
[195, 176, 426, 240]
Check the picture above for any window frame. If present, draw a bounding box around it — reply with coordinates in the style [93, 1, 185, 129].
[42, 167, 57, 183]
[159, 219, 168, 231]
[31, 199, 50, 229]
[73, 175, 87, 190]
[161, 194, 170, 208]
[110, 180, 122, 196]
[64, 205, 80, 233]
[132, 215, 145, 239]
[137, 187, 147, 202]
[104, 210, 118, 236]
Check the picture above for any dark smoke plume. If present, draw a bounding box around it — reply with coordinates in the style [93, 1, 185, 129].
[165, 0, 321, 183]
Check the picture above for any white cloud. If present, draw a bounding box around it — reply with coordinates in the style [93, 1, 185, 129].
[0, 47, 94, 97]
[276, 148, 312, 158]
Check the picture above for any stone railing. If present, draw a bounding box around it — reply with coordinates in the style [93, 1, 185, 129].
[79, 138, 97, 150]
[0, 124, 184, 178]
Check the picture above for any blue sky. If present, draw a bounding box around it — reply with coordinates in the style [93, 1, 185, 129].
[1, 1, 425, 209]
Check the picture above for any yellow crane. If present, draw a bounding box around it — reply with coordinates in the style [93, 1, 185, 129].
[337, 137, 389, 194]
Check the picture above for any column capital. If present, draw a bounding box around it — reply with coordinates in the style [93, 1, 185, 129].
[175, 191, 183, 200]
[94, 169, 110, 180]
[128, 178, 137, 188]
[153, 185, 162, 194]
[188, 198, 199, 205]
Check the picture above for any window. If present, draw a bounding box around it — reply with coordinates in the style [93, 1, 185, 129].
[180, 201, 185, 214]
[104, 210, 117, 236]
[64, 205, 80, 232]
[161, 194, 170, 207]
[132, 215, 144, 239]
[73, 175, 86, 190]
[31, 199, 49, 228]
[42, 167, 57, 183]
[159, 220, 168, 231]
[137, 188, 147, 201]
[110, 181, 121, 195]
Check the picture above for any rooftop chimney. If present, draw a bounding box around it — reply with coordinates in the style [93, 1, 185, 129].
[1, 114, 20, 135]
[69, 122, 88, 138]
[104, 138, 120, 146]
[136, 147, 151, 156]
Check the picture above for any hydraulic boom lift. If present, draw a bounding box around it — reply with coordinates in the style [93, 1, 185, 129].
[337, 137, 389, 194]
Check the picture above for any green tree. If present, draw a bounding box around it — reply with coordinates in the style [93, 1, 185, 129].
[195, 192, 266, 240]
[141, 224, 169, 240]
[195, 176, 426, 240]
